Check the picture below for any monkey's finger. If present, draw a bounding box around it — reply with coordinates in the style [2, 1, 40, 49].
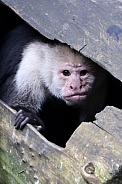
[19, 117, 29, 130]
[15, 109, 24, 124]
[15, 115, 24, 126]
[14, 115, 25, 128]
[34, 125, 43, 132]
[15, 109, 23, 120]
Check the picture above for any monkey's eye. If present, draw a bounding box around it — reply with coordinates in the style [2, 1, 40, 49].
[80, 70, 88, 76]
[62, 70, 71, 76]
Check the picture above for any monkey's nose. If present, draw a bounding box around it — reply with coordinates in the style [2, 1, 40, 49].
[70, 85, 82, 90]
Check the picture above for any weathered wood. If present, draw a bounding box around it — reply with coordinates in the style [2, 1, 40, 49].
[0, 1, 122, 183]
[0, 0, 122, 81]
[0, 100, 122, 184]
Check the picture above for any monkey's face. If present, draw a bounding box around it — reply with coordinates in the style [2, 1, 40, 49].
[60, 63, 95, 105]
[50, 61, 95, 106]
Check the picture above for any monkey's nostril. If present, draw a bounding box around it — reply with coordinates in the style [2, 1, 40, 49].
[80, 85, 82, 89]
[70, 85, 82, 90]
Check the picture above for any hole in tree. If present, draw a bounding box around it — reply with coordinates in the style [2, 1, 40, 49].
[0, 2, 122, 148]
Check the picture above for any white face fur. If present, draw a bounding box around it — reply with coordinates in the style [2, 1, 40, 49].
[15, 41, 106, 108]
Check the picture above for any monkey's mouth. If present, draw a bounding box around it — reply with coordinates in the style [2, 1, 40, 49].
[64, 93, 87, 101]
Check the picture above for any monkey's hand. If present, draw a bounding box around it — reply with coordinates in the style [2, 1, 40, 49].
[14, 109, 45, 133]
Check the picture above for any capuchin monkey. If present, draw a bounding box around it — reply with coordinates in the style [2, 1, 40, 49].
[0, 23, 108, 146]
